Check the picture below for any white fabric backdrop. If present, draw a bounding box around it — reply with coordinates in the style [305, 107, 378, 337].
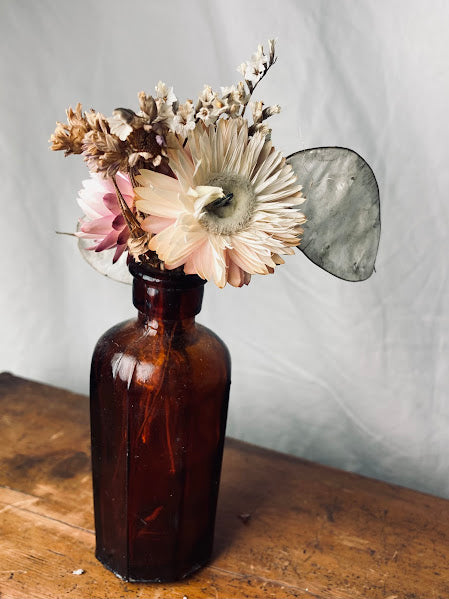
[1, 0, 448, 497]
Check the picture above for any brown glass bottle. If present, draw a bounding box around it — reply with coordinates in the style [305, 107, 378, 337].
[89, 262, 231, 582]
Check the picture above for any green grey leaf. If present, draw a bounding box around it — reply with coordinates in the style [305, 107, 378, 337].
[288, 147, 380, 282]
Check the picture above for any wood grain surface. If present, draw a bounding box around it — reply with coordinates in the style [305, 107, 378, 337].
[0, 372, 448, 599]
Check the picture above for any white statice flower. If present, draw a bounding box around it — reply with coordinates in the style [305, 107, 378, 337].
[209, 101, 228, 120]
[266, 104, 281, 116]
[155, 81, 177, 106]
[221, 85, 236, 97]
[251, 100, 264, 124]
[236, 81, 250, 103]
[237, 45, 268, 85]
[252, 123, 271, 138]
[237, 41, 275, 86]
[237, 61, 250, 80]
[197, 106, 218, 127]
[155, 101, 175, 128]
[107, 111, 133, 141]
[268, 38, 276, 62]
[251, 102, 281, 129]
[198, 85, 216, 107]
[134, 117, 305, 288]
[172, 100, 196, 136]
[217, 82, 249, 118]
[153, 81, 177, 128]
[251, 44, 269, 71]
[238, 63, 263, 85]
[221, 83, 248, 104]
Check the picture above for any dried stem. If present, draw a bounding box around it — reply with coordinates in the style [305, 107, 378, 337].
[241, 56, 277, 118]
[111, 175, 144, 238]
[113, 173, 164, 267]
[129, 166, 139, 189]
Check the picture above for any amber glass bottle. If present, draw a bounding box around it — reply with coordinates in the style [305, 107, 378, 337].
[89, 262, 231, 582]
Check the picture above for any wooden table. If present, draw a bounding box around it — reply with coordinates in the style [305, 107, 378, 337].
[1, 373, 448, 599]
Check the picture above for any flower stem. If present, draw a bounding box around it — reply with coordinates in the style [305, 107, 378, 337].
[241, 56, 277, 118]
[111, 175, 144, 239]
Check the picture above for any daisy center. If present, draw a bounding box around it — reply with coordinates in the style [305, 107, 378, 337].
[200, 173, 256, 235]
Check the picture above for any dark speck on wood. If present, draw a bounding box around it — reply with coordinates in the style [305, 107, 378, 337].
[238, 513, 251, 525]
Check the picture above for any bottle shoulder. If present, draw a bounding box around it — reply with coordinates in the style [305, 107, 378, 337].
[92, 319, 230, 369]
[91, 318, 231, 393]
[195, 323, 231, 362]
[93, 318, 138, 353]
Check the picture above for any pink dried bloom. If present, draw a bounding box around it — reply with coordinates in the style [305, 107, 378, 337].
[76, 172, 134, 263]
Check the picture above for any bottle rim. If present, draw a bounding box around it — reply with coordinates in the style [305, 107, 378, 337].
[129, 260, 205, 290]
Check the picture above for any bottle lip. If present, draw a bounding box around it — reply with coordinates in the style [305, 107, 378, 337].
[129, 260, 205, 290]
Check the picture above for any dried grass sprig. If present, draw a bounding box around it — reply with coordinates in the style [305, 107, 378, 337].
[248, 101, 280, 136]
[82, 114, 130, 178]
[51, 99, 172, 178]
[50, 103, 91, 156]
[239, 39, 278, 117]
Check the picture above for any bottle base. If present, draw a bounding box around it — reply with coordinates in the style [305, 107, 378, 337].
[95, 551, 207, 583]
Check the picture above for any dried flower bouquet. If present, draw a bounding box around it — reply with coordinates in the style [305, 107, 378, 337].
[51, 40, 380, 286]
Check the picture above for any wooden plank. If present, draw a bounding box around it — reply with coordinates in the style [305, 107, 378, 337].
[1, 372, 449, 598]
[0, 506, 309, 599]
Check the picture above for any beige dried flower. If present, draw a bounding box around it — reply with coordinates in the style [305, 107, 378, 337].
[155, 101, 175, 128]
[251, 100, 264, 124]
[108, 108, 145, 141]
[248, 122, 272, 138]
[173, 100, 196, 136]
[197, 106, 218, 127]
[82, 114, 130, 178]
[198, 85, 216, 107]
[155, 81, 177, 106]
[217, 82, 249, 118]
[138, 92, 158, 121]
[250, 102, 280, 130]
[50, 103, 90, 155]
[139, 85, 176, 130]
[237, 39, 277, 91]
[127, 128, 169, 171]
[81, 105, 172, 177]
[127, 232, 153, 261]
[263, 104, 281, 119]
[135, 117, 305, 288]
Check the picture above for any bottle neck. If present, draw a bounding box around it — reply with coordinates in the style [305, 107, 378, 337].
[130, 262, 205, 324]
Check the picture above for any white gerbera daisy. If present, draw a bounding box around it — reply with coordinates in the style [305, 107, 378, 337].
[134, 118, 305, 288]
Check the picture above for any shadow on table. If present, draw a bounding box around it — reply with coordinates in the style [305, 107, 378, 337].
[212, 438, 304, 560]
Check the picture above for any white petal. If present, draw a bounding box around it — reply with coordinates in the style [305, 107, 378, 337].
[135, 169, 181, 192]
[135, 189, 186, 218]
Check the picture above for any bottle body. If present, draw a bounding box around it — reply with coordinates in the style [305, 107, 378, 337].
[90, 265, 231, 581]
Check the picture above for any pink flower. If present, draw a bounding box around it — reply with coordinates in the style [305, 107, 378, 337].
[76, 172, 134, 263]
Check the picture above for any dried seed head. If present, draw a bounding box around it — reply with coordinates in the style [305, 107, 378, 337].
[138, 92, 157, 121]
[127, 232, 152, 261]
[82, 126, 129, 178]
[50, 103, 90, 155]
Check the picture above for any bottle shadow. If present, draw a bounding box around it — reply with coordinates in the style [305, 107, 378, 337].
[212, 438, 302, 560]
